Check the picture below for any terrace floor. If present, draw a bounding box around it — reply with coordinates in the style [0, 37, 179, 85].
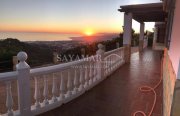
[40, 48, 163, 116]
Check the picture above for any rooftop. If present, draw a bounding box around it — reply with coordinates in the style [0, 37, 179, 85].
[118, 3, 167, 22]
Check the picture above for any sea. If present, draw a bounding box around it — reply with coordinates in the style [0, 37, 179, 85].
[0, 32, 81, 41]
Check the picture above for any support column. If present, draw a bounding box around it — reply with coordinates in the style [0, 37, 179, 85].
[16, 52, 32, 116]
[12, 56, 18, 70]
[53, 52, 58, 64]
[139, 23, 145, 52]
[153, 27, 158, 49]
[123, 12, 132, 63]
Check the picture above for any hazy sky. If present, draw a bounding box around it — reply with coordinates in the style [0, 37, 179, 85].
[0, 0, 161, 35]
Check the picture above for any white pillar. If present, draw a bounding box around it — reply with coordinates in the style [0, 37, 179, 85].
[16, 52, 32, 116]
[153, 27, 158, 49]
[96, 44, 105, 80]
[53, 52, 58, 64]
[12, 56, 18, 71]
[139, 23, 145, 41]
[123, 13, 133, 45]
[123, 13, 132, 63]
[139, 23, 145, 52]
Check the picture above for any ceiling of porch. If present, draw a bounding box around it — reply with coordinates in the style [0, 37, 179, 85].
[118, 3, 167, 23]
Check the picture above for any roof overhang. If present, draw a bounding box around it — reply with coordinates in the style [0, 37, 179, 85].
[118, 3, 167, 22]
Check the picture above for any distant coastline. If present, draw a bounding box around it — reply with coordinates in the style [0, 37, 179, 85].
[0, 31, 119, 42]
[0, 32, 78, 41]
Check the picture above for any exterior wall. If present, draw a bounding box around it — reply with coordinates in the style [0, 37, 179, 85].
[168, 0, 180, 78]
[153, 23, 166, 50]
[163, 49, 176, 116]
[156, 23, 166, 43]
[155, 22, 165, 43]
[164, 0, 176, 49]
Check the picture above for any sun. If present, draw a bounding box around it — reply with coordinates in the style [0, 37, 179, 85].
[84, 29, 94, 36]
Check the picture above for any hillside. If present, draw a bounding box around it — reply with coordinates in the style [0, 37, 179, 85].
[0, 38, 53, 71]
[0, 35, 125, 72]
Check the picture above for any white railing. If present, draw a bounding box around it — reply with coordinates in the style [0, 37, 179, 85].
[104, 47, 125, 77]
[0, 44, 125, 116]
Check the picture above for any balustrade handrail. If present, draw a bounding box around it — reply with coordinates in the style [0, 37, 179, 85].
[0, 71, 17, 81]
[31, 47, 124, 77]
[104, 47, 124, 57]
[0, 47, 124, 80]
[30, 55, 99, 77]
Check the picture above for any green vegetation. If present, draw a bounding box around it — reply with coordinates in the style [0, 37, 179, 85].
[0, 31, 141, 72]
[0, 38, 53, 71]
[60, 35, 124, 61]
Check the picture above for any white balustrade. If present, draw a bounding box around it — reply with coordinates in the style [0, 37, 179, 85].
[0, 44, 125, 116]
[74, 68, 80, 93]
[34, 76, 41, 109]
[84, 62, 89, 88]
[92, 61, 97, 82]
[43, 75, 49, 105]
[88, 62, 93, 86]
[16, 52, 32, 116]
[60, 72, 66, 101]
[6, 81, 14, 116]
[67, 69, 74, 97]
[104, 47, 125, 77]
[79, 65, 85, 91]
[52, 73, 58, 102]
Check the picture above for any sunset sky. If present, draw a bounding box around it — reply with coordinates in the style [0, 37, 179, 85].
[0, 0, 160, 41]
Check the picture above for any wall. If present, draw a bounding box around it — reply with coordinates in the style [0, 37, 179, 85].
[155, 23, 166, 43]
[163, 49, 176, 116]
[169, 0, 180, 78]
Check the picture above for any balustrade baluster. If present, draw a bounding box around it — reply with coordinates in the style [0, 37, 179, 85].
[110, 57, 113, 72]
[6, 81, 14, 116]
[52, 73, 58, 102]
[119, 50, 121, 64]
[120, 49, 122, 63]
[112, 56, 115, 69]
[105, 60, 108, 76]
[89, 62, 93, 85]
[122, 49, 124, 61]
[60, 72, 66, 100]
[84, 62, 89, 88]
[43, 75, 49, 105]
[74, 68, 80, 93]
[67, 69, 73, 97]
[119, 50, 122, 63]
[115, 55, 117, 68]
[111, 56, 113, 70]
[34, 77, 41, 108]
[107, 59, 110, 75]
[108, 59, 110, 74]
[92, 61, 97, 82]
[79, 65, 85, 91]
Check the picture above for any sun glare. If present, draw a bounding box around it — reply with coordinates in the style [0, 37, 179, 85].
[84, 29, 94, 36]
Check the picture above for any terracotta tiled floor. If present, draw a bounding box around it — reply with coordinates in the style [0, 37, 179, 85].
[40, 48, 163, 116]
